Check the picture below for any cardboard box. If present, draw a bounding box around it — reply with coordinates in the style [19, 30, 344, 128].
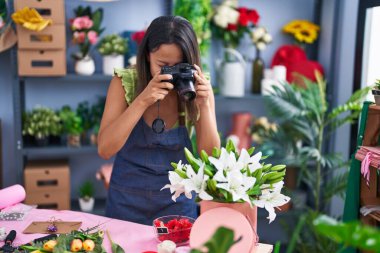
[24, 189, 70, 210]
[24, 160, 70, 210]
[17, 25, 66, 50]
[24, 160, 70, 192]
[18, 49, 66, 76]
[14, 0, 65, 24]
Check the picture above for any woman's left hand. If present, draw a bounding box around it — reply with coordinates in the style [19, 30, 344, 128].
[194, 64, 212, 107]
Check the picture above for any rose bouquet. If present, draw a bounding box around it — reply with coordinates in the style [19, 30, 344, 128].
[70, 6, 104, 60]
[211, 0, 260, 48]
[162, 140, 290, 223]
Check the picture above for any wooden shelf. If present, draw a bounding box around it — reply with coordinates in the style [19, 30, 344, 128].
[20, 74, 113, 83]
[22, 145, 98, 159]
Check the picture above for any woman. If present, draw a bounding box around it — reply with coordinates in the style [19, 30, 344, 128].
[98, 16, 220, 225]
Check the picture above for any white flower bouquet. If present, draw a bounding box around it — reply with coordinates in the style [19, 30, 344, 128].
[162, 140, 290, 223]
[251, 26, 272, 51]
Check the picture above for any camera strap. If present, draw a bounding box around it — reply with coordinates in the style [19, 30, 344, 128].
[178, 94, 186, 127]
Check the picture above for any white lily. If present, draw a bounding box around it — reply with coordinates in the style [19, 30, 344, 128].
[237, 149, 262, 174]
[161, 161, 192, 202]
[216, 170, 256, 202]
[182, 163, 213, 201]
[253, 181, 290, 223]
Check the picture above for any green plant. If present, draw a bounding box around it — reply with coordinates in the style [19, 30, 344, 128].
[97, 34, 128, 56]
[79, 181, 94, 199]
[263, 72, 372, 252]
[91, 96, 106, 135]
[174, 0, 212, 56]
[77, 101, 93, 132]
[59, 106, 83, 135]
[22, 106, 62, 139]
[375, 79, 380, 90]
[190, 226, 241, 253]
[314, 215, 380, 252]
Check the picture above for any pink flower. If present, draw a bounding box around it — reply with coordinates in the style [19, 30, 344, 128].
[87, 31, 98, 45]
[72, 16, 93, 30]
[73, 31, 86, 44]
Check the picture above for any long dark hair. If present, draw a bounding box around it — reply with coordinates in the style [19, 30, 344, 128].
[136, 16, 201, 122]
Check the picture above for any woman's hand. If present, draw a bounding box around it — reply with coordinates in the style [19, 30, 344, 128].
[136, 71, 174, 108]
[194, 64, 212, 108]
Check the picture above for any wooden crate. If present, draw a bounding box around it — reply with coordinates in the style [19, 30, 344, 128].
[18, 49, 66, 76]
[24, 189, 70, 210]
[14, 0, 65, 24]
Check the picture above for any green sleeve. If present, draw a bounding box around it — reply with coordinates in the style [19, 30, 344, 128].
[113, 68, 137, 105]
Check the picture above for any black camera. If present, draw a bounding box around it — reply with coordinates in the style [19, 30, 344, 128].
[161, 63, 197, 101]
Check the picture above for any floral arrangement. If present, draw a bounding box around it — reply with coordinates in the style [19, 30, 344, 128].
[211, 0, 260, 48]
[283, 20, 320, 45]
[162, 140, 290, 223]
[251, 26, 272, 51]
[70, 6, 104, 60]
[18, 227, 124, 253]
[251, 117, 277, 145]
[97, 34, 128, 56]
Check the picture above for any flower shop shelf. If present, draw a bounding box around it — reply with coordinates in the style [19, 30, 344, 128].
[22, 145, 98, 159]
[19, 73, 113, 83]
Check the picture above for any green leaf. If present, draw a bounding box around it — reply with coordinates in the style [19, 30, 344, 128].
[314, 215, 380, 252]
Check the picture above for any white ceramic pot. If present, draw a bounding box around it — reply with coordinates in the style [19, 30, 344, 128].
[75, 56, 95, 76]
[217, 48, 246, 97]
[79, 197, 94, 212]
[103, 54, 124, 75]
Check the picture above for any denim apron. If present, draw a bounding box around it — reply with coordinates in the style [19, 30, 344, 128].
[105, 113, 197, 225]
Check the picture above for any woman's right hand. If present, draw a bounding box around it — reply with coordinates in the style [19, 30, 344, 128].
[137, 71, 174, 108]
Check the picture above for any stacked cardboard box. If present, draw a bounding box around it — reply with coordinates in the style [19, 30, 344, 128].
[24, 160, 70, 210]
[15, 0, 66, 76]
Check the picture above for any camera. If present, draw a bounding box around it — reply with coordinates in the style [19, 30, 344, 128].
[161, 63, 197, 101]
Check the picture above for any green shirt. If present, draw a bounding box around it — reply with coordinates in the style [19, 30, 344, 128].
[113, 68, 138, 106]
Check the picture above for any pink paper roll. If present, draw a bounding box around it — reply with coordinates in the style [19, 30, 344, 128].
[0, 184, 26, 209]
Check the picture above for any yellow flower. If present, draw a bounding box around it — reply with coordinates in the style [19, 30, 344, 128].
[294, 27, 318, 44]
[283, 20, 319, 44]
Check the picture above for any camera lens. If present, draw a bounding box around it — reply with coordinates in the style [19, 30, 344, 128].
[176, 79, 196, 101]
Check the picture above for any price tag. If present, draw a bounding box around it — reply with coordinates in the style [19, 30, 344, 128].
[156, 227, 169, 234]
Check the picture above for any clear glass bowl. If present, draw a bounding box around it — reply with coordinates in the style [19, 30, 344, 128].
[153, 215, 195, 246]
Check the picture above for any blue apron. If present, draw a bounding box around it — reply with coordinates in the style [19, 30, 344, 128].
[105, 117, 197, 225]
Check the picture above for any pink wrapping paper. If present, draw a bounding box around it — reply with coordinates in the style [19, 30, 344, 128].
[0, 184, 26, 209]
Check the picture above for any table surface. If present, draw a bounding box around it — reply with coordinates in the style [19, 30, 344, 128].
[0, 208, 273, 253]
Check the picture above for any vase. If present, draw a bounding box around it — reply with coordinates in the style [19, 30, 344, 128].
[34, 136, 49, 146]
[196, 200, 258, 252]
[75, 55, 95, 76]
[79, 197, 94, 212]
[103, 54, 124, 75]
[229, 112, 252, 151]
[372, 89, 380, 106]
[216, 47, 246, 97]
[252, 49, 264, 94]
[67, 134, 81, 147]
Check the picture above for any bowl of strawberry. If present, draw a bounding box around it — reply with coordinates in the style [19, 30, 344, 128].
[153, 215, 195, 245]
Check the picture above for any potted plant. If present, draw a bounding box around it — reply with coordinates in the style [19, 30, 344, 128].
[59, 106, 83, 147]
[70, 6, 104, 75]
[372, 79, 380, 106]
[97, 34, 128, 75]
[78, 181, 95, 212]
[76, 101, 93, 145]
[22, 106, 62, 146]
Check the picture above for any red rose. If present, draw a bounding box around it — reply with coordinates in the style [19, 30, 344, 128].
[238, 8, 249, 26]
[248, 9, 260, 25]
[227, 23, 238, 31]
